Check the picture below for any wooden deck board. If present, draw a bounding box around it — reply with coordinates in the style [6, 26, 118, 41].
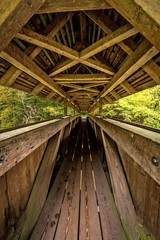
[32, 122, 125, 240]
[54, 130, 81, 240]
[31, 127, 79, 239]
[88, 126, 126, 240]
[79, 124, 102, 240]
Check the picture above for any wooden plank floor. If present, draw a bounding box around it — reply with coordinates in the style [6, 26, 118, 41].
[31, 122, 126, 240]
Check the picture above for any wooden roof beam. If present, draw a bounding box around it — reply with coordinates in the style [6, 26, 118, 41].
[38, 0, 112, 14]
[80, 12, 87, 43]
[105, 0, 160, 51]
[16, 25, 137, 76]
[0, 0, 46, 52]
[121, 81, 136, 94]
[80, 24, 138, 59]
[17, 28, 79, 59]
[99, 40, 159, 98]
[85, 10, 160, 85]
[49, 57, 114, 76]
[45, 91, 55, 100]
[66, 94, 79, 105]
[57, 80, 108, 84]
[134, 0, 160, 26]
[111, 90, 121, 100]
[31, 83, 44, 95]
[0, 12, 74, 87]
[50, 58, 77, 77]
[84, 83, 106, 88]
[53, 74, 111, 81]
[68, 88, 99, 94]
[0, 42, 66, 98]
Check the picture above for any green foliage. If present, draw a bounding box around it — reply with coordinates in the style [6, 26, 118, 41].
[0, 86, 68, 130]
[102, 85, 160, 128]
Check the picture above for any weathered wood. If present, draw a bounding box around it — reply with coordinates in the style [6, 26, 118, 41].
[88, 128, 126, 239]
[38, 0, 112, 13]
[118, 146, 160, 239]
[111, 90, 121, 99]
[68, 87, 99, 94]
[80, 58, 116, 75]
[54, 136, 81, 240]
[31, 125, 80, 239]
[80, 12, 87, 42]
[19, 130, 64, 240]
[0, 43, 66, 97]
[121, 80, 136, 94]
[53, 73, 111, 82]
[0, 66, 21, 86]
[105, 0, 160, 51]
[101, 130, 139, 239]
[89, 116, 160, 185]
[118, 147, 146, 218]
[0, 0, 45, 51]
[31, 82, 44, 94]
[0, 12, 74, 87]
[16, 28, 79, 59]
[80, 24, 138, 59]
[50, 58, 78, 77]
[143, 61, 160, 84]
[79, 124, 102, 240]
[99, 40, 159, 98]
[0, 175, 8, 239]
[45, 91, 55, 99]
[64, 98, 68, 116]
[98, 100, 102, 115]
[135, 0, 160, 26]
[85, 10, 160, 85]
[0, 116, 78, 177]
[16, 29, 116, 75]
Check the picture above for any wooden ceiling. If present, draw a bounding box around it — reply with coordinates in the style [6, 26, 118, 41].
[0, 0, 160, 112]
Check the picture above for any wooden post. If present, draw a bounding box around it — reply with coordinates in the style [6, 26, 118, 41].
[64, 98, 67, 116]
[19, 129, 64, 240]
[98, 99, 102, 115]
[101, 130, 139, 239]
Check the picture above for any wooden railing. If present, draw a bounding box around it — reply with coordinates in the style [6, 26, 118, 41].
[89, 115, 160, 239]
[0, 116, 79, 239]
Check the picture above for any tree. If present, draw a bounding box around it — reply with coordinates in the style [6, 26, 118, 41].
[0, 86, 65, 130]
[101, 85, 160, 128]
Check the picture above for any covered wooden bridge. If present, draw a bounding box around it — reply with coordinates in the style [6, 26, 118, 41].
[0, 0, 160, 239]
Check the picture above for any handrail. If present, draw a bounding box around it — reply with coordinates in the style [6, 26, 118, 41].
[89, 115, 160, 185]
[0, 116, 79, 176]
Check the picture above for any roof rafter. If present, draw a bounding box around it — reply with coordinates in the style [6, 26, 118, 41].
[105, 0, 160, 51]
[0, 0, 46, 51]
[85, 10, 160, 85]
[16, 24, 138, 76]
[38, 0, 112, 14]
[17, 28, 116, 75]
[0, 12, 74, 87]
[0, 43, 76, 106]
[99, 39, 159, 98]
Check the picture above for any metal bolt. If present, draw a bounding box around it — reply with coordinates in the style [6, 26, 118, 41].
[152, 156, 159, 166]
[0, 155, 5, 162]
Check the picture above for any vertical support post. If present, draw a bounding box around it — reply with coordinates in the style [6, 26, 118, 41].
[19, 129, 64, 240]
[64, 97, 67, 116]
[99, 99, 102, 116]
[101, 129, 139, 239]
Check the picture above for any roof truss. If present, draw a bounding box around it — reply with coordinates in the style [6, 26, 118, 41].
[0, 0, 159, 112]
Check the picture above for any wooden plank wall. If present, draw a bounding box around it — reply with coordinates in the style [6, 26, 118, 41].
[118, 147, 160, 238]
[89, 116, 160, 239]
[0, 142, 47, 239]
[0, 116, 79, 239]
